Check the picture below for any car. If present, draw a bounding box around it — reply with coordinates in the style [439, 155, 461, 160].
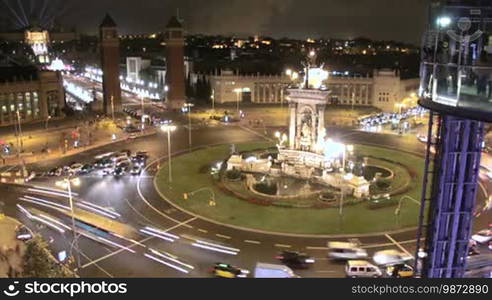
[212, 263, 249, 278]
[114, 157, 131, 166]
[95, 158, 113, 169]
[345, 260, 382, 278]
[385, 264, 414, 278]
[47, 167, 63, 177]
[275, 250, 315, 269]
[131, 153, 148, 166]
[101, 167, 114, 176]
[112, 166, 126, 177]
[254, 263, 299, 278]
[373, 250, 413, 266]
[472, 229, 492, 244]
[94, 152, 115, 160]
[69, 163, 84, 174]
[15, 225, 32, 241]
[327, 242, 368, 260]
[130, 165, 142, 176]
[79, 164, 93, 174]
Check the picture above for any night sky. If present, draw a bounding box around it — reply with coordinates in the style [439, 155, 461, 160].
[1, 0, 430, 44]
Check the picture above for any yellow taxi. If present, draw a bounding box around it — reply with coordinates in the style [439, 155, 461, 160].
[386, 264, 415, 278]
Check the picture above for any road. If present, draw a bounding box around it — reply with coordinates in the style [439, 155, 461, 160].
[0, 116, 490, 278]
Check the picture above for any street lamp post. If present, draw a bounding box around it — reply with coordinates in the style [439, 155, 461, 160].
[16, 110, 23, 153]
[45, 115, 52, 130]
[57, 176, 81, 270]
[110, 95, 115, 122]
[161, 123, 177, 184]
[234, 89, 241, 116]
[184, 103, 194, 150]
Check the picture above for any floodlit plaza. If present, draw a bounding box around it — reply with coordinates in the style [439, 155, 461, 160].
[0, 0, 490, 285]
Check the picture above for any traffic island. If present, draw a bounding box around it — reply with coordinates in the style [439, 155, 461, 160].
[154, 143, 425, 236]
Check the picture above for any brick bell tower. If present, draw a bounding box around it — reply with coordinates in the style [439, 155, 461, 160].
[165, 16, 186, 110]
[99, 14, 122, 115]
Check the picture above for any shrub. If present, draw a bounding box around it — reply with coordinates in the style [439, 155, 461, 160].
[225, 169, 242, 180]
[23, 236, 74, 278]
[254, 182, 277, 195]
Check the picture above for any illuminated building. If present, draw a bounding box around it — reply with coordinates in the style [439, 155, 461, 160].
[208, 69, 419, 112]
[0, 66, 65, 126]
[24, 27, 50, 64]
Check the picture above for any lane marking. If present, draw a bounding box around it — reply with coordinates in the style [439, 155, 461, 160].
[197, 228, 208, 233]
[306, 246, 329, 250]
[244, 240, 261, 245]
[80, 217, 196, 269]
[385, 234, 413, 257]
[274, 244, 291, 248]
[215, 234, 231, 240]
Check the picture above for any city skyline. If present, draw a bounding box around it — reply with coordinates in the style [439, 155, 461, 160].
[0, 0, 429, 44]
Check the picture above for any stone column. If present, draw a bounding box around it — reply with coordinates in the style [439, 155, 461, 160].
[289, 103, 296, 149]
[272, 83, 278, 103]
[262, 84, 266, 103]
[316, 104, 325, 153]
[252, 84, 256, 103]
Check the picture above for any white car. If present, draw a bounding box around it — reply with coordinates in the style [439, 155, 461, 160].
[345, 260, 382, 278]
[472, 229, 492, 244]
[327, 242, 368, 260]
[373, 249, 413, 266]
[69, 163, 84, 174]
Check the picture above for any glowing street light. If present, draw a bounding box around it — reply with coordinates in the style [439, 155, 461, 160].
[285, 69, 292, 76]
[161, 122, 177, 183]
[437, 16, 451, 28]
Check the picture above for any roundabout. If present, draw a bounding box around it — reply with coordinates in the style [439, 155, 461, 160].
[154, 142, 425, 236]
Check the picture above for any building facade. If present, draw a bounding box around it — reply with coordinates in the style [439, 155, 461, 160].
[208, 69, 419, 113]
[99, 14, 122, 115]
[208, 70, 291, 105]
[0, 67, 65, 126]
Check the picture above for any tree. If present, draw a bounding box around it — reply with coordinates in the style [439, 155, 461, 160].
[22, 236, 73, 278]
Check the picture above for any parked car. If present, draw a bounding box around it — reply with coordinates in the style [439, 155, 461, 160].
[15, 225, 32, 241]
[69, 163, 84, 175]
[47, 167, 63, 177]
[79, 164, 93, 174]
[212, 263, 249, 278]
[345, 260, 382, 278]
[327, 242, 368, 260]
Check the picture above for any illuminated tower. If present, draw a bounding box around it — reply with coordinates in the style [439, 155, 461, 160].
[25, 26, 50, 65]
[99, 14, 122, 115]
[415, 0, 491, 278]
[165, 16, 186, 109]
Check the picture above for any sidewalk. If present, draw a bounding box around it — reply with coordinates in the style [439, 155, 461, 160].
[0, 216, 25, 278]
[0, 127, 157, 169]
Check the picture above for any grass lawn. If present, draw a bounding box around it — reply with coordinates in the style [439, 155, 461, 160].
[155, 143, 424, 235]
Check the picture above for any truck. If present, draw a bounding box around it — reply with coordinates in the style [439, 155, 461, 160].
[254, 263, 298, 278]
